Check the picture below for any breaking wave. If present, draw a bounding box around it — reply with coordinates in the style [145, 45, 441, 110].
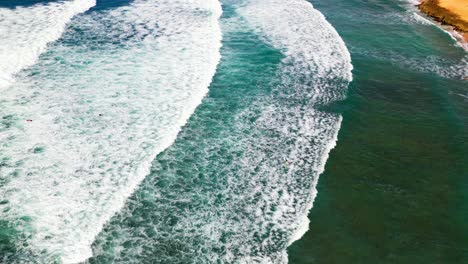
[0, 0, 222, 262]
[87, 0, 352, 263]
[0, 0, 96, 88]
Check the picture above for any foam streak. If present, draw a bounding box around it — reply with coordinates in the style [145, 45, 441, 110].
[0, 0, 96, 88]
[0, 0, 222, 262]
[239, 0, 352, 260]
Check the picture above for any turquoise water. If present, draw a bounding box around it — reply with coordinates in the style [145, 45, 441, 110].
[0, 0, 467, 263]
[87, 1, 352, 262]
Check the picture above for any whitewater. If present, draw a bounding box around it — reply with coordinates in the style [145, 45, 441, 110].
[0, 0, 352, 263]
[0, 0, 96, 89]
[89, 0, 352, 263]
[234, 0, 352, 259]
[0, 0, 222, 262]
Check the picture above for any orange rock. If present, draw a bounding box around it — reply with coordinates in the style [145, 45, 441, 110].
[419, 0, 468, 41]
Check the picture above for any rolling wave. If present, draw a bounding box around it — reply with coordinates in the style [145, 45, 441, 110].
[0, 0, 222, 262]
[237, 0, 352, 257]
[87, 0, 353, 263]
[0, 0, 96, 88]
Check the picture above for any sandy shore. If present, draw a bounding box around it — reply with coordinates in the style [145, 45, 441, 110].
[419, 0, 468, 43]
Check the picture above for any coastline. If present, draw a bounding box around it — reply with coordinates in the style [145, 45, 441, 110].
[418, 0, 468, 45]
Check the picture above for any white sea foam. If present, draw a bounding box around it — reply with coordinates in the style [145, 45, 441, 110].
[0, 0, 222, 262]
[82, 1, 352, 263]
[411, 12, 435, 25]
[239, 0, 353, 85]
[400, 1, 468, 51]
[0, 0, 96, 89]
[414, 17, 468, 51]
[237, 0, 352, 261]
[286, 117, 342, 247]
[404, 0, 422, 5]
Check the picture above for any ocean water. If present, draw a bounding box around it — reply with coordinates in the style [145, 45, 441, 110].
[0, 0, 466, 264]
[288, 0, 468, 263]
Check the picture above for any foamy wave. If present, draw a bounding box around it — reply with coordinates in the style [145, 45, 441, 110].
[0, 0, 96, 88]
[83, 2, 352, 262]
[238, 0, 352, 260]
[0, 0, 222, 262]
[239, 0, 353, 84]
[411, 12, 434, 25]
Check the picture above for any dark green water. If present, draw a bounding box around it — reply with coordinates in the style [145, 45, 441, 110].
[289, 0, 468, 263]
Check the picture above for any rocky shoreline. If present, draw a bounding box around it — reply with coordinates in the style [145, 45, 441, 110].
[418, 0, 468, 43]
